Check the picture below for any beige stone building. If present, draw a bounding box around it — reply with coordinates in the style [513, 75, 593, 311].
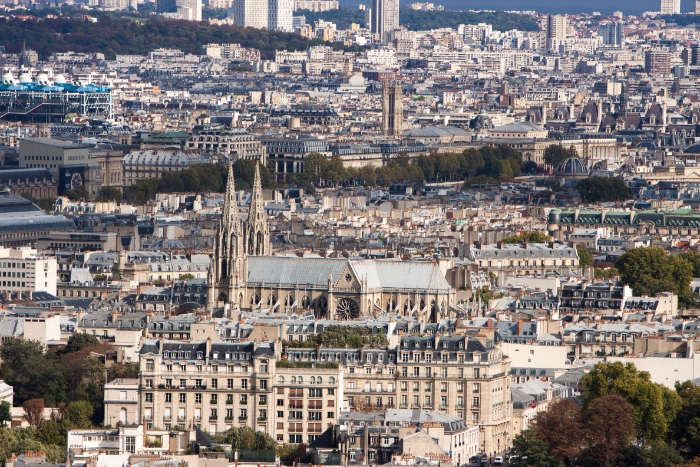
[288, 331, 512, 456]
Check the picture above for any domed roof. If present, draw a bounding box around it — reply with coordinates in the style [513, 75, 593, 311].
[36, 73, 49, 83]
[54, 74, 67, 84]
[1, 73, 15, 84]
[18, 73, 31, 83]
[557, 157, 588, 175]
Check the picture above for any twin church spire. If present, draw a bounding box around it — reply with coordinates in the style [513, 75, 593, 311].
[207, 162, 270, 308]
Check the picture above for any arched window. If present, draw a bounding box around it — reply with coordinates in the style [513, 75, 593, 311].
[329, 377, 336, 383]
[311, 376, 316, 384]
[317, 377, 323, 384]
[298, 376, 303, 383]
[278, 376, 284, 383]
[291, 376, 297, 383]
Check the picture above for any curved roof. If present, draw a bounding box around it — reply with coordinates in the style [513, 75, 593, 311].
[557, 157, 588, 175]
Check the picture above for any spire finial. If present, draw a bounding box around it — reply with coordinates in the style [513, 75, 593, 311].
[222, 161, 240, 233]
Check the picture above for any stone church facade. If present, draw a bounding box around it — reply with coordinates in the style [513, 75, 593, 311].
[208, 164, 454, 321]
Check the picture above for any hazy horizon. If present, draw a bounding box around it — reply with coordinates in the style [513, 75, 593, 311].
[342, 0, 696, 16]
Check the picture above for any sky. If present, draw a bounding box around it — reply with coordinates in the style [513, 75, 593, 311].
[344, 0, 695, 15]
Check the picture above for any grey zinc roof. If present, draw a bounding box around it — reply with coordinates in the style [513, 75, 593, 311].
[247, 256, 450, 292]
[247, 257, 347, 286]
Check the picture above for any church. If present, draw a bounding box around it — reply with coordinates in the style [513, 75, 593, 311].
[207, 164, 455, 321]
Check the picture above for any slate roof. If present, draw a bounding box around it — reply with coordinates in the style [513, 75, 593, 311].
[246, 257, 450, 292]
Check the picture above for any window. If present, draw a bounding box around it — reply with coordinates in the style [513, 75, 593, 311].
[195, 393, 202, 403]
[327, 412, 335, 419]
[211, 379, 218, 389]
[440, 383, 447, 392]
[179, 379, 186, 388]
[179, 393, 186, 403]
[195, 379, 203, 388]
[259, 395, 267, 405]
[145, 393, 153, 402]
[309, 388, 322, 397]
[125, 437, 135, 453]
[241, 379, 248, 389]
[165, 393, 172, 403]
[228, 379, 234, 389]
[473, 383, 480, 393]
[240, 409, 247, 418]
[472, 397, 480, 407]
[260, 380, 268, 390]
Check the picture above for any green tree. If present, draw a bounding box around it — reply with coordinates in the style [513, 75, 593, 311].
[577, 248, 594, 267]
[576, 177, 633, 203]
[96, 187, 122, 203]
[510, 428, 562, 467]
[303, 152, 329, 186]
[0, 401, 11, 426]
[61, 333, 100, 354]
[543, 145, 571, 168]
[62, 401, 94, 429]
[503, 232, 552, 244]
[63, 185, 90, 201]
[213, 426, 275, 450]
[670, 381, 700, 458]
[679, 251, 700, 276]
[0, 339, 43, 370]
[616, 246, 693, 296]
[618, 442, 682, 467]
[579, 361, 677, 443]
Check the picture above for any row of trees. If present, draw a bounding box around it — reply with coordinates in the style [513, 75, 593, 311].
[289, 145, 525, 192]
[123, 160, 275, 205]
[282, 325, 387, 349]
[513, 361, 700, 467]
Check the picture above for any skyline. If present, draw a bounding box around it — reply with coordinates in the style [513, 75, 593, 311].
[344, 0, 696, 15]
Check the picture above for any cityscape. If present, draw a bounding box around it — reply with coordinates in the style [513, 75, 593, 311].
[1, 0, 700, 466]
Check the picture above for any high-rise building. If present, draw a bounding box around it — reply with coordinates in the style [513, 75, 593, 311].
[176, 0, 202, 20]
[269, 0, 293, 30]
[371, 0, 399, 45]
[381, 82, 403, 136]
[597, 21, 623, 46]
[696, 0, 700, 13]
[645, 50, 671, 74]
[546, 14, 567, 51]
[660, 0, 680, 14]
[232, 0, 269, 28]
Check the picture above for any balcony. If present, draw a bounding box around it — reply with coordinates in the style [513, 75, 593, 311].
[257, 417, 267, 422]
[177, 416, 186, 422]
[226, 399, 233, 405]
[209, 416, 218, 422]
[163, 416, 171, 421]
[225, 417, 234, 421]
[239, 416, 248, 421]
[288, 405, 303, 409]
[210, 399, 218, 404]
[240, 400, 248, 405]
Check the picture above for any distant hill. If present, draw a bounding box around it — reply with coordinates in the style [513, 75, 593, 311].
[297, 8, 540, 31]
[0, 16, 362, 60]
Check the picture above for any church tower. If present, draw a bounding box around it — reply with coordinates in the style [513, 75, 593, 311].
[244, 163, 270, 256]
[208, 162, 270, 310]
[208, 162, 246, 309]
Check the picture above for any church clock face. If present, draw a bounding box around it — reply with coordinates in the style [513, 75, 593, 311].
[345, 273, 352, 283]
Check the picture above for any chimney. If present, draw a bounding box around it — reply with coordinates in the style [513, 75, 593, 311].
[497, 240, 503, 250]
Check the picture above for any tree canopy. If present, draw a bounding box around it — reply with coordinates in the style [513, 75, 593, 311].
[503, 232, 552, 244]
[576, 177, 633, 203]
[579, 361, 680, 443]
[543, 145, 573, 168]
[289, 145, 525, 191]
[124, 161, 274, 204]
[0, 16, 360, 60]
[615, 246, 693, 297]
